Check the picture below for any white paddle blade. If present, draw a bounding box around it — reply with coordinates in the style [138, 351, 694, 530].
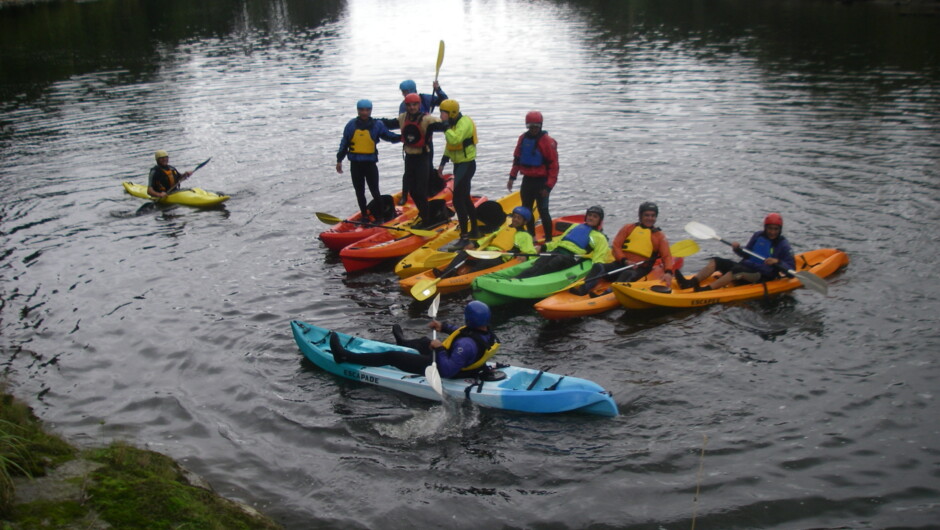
[684, 221, 719, 241]
[466, 249, 505, 260]
[425, 363, 444, 398]
[795, 271, 829, 295]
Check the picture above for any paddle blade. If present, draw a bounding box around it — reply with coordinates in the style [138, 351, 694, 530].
[411, 278, 440, 301]
[670, 239, 700, 258]
[795, 271, 829, 295]
[466, 249, 505, 260]
[422, 252, 457, 269]
[408, 226, 439, 238]
[192, 158, 212, 173]
[425, 362, 444, 398]
[316, 212, 342, 225]
[684, 221, 720, 241]
[435, 40, 445, 77]
[428, 293, 441, 319]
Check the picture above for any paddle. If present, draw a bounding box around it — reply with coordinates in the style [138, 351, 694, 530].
[465, 249, 590, 260]
[170, 157, 211, 193]
[315, 212, 438, 238]
[425, 294, 445, 398]
[429, 40, 445, 114]
[410, 257, 467, 301]
[684, 221, 828, 295]
[559, 239, 701, 293]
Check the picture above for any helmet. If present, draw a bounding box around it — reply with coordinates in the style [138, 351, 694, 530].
[356, 99, 373, 110]
[464, 301, 491, 328]
[439, 99, 460, 115]
[154, 150, 169, 160]
[403, 93, 421, 104]
[525, 111, 543, 126]
[764, 212, 783, 227]
[638, 201, 659, 216]
[586, 205, 605, 221]
[399, 79, 417, 93]
[511, 206, 533, 223]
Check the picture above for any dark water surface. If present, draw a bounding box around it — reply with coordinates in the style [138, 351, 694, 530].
[2, 0, 939, 527]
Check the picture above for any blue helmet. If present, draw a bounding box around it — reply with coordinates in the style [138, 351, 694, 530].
[356, 99, 373, 110]
[464, 301, 491, 328]
[511, 206, 533, 223]
[399, 80, 417, 93]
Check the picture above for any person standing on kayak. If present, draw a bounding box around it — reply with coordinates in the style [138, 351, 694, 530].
[571, 202, 675, 295]
[335, 99, 401, 220]
[397, 79, 447, 115]
[516, 205, 611, 279]
[329, 301, 499, 379]
[435, 206, 538, 277]
[507, 111, 559, 242]
[437, 99, 479, 247]
[382, 93, 447, 228]
[147, 150, 191, 198]
[675, 213, 795, 292]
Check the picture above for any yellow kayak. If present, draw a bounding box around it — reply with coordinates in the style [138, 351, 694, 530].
[612, 248, 849, 309]
[122, 182, 229, 207]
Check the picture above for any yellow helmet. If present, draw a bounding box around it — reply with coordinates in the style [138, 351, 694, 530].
[154, 150, 169, 160]
[439, 99, 459, 115]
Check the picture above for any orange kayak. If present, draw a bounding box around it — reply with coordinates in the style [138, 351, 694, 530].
[534, 258, 683, 319]
[318, 178, 453, 251]
[612, 248, 849, 309]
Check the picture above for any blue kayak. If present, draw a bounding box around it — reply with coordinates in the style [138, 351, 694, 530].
[291, 320, 618, 417]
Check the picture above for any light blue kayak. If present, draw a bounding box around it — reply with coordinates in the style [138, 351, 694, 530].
[291, 320, 618, 417]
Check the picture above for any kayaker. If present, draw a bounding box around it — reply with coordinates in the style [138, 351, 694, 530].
[397, 79, 448, 115]
[329, 301, 499, 379]
[516, 205, 611, 279]
[335, 99, 401, 220]
[675, 213, 795, 292]
[435, 206, 538, 277]
[382, 93, 447, 227]
[571, 202, 675, 295]
[507, 111, 559, 242]
[437, 99, 479, 247]
[147, 150, 191, 198]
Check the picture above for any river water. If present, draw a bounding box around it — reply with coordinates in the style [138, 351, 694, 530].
[2, 0, 939, 527]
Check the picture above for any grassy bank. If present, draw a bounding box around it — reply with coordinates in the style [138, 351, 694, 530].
[1, 386, 281, 529]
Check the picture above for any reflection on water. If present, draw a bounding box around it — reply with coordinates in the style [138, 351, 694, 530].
[2, 0, 940, 527]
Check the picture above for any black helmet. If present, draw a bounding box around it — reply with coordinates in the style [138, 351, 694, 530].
[638, 201, 659, 216]
[586, 205, 605, 221]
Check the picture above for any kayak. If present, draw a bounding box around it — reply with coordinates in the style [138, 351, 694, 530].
[122, 182, 229, 207]
[611, 248, 849, 309]
[339, 194, 488, 274]
[319, 178, 454, 252]
[398, 215, 585, 298]
[533, 257, 684, 320]
[394, 190, 524, 278]
[471, 256, 596, 307]
[291, 320, 618, 417]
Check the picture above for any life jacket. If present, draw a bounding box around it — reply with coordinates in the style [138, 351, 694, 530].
[519, 133, 545, 167]
[621, 225, 657, 259]
[445, 114, 477, 152]
[349, 122, 376, 154]
[440, 326, 500, 373]
[560, 223, 593, 253]
[745, 235, 775, 268]
[152, 166, 177, 192]
[401, 113, 427, 149]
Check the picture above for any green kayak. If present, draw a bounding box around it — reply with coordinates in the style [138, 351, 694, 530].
[471, 258, 594, 306]
[122, 182, 229, 207]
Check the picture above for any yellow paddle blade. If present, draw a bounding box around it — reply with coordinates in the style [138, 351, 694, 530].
[422, 252, 457, 269]
[465, 249, 505, 260]
[407, 226, 439, 238]
[435, 40, 445, 79]
[671, 239, 700, 258]
[411, 277, 441, 301]
[316, 212, 342, 225]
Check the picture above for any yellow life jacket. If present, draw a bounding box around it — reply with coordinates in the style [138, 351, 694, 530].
[622, 226, 655, 258]
[349, 127, 376, 154]
[445, 115, 477, 152]
[440, 326, 500, 372]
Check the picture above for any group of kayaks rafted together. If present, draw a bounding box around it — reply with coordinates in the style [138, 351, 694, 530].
[122, 42, 849, 417]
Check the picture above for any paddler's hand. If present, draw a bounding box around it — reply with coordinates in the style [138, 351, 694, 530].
[764, 257, 779, 266]
[432, 80, 440, 92]
[182, 171, 192, 179]
[335, 161, 343, 174]
[430, 340, 444, 349]
[731, 241, 741, 250]
[506, 176, 515, 192]
[428, 320, 443, 332]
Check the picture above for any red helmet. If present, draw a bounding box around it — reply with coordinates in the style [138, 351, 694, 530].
[764, 212, 783, 227]
[525, 111, 543, 125]
[404, 93, 421, 104]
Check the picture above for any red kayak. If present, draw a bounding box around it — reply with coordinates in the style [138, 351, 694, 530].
[339, 194, 489, 273]
[318, 178, 454, 251]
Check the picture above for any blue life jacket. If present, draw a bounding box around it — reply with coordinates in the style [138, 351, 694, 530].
[562, 224, 593, 252]
[519, 134, 544, 167]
